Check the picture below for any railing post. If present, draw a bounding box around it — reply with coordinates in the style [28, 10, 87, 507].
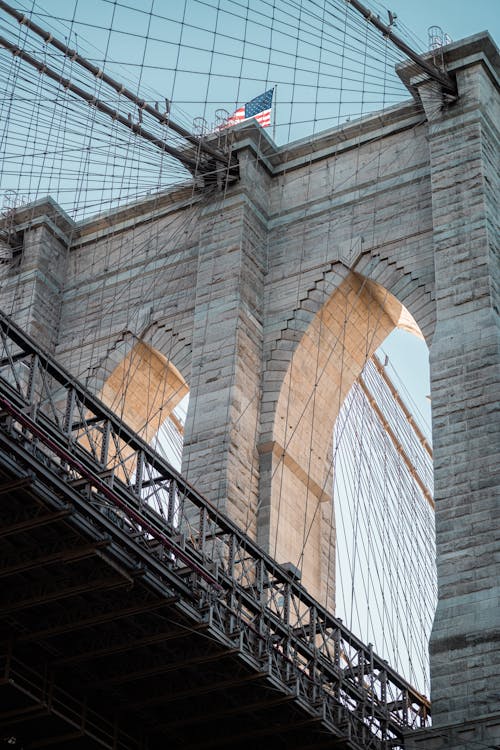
[135, 449, 144, 506]
[26, 352, 39, 409]
[63, 386, 76, 437]
[227, 532, 236, 579]
[100, 419, 111, 467]
[167, 479, 177, 527]
[199, 506, 208, 557]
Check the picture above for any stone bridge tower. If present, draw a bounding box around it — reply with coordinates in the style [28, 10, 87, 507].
[0, 32, 498, 748]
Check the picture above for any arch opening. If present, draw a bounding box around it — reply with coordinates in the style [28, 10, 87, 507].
[100, 340, 189, 445]
[259, 270, 431, 610]
[333, 328, 435, 694]
[88, 341, 189, 482]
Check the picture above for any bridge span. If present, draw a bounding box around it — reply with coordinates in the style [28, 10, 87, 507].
[0, 313, 429, 748]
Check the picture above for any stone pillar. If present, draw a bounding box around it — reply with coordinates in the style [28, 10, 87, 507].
[181, 151, 268, 538]
[402, 34, 500, 745]
[0, 199, 70, 352]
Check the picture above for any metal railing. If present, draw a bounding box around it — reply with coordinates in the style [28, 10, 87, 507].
[0, 310, 431, 749]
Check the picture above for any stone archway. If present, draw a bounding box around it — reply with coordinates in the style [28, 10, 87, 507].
[258, 270, 424, 606]
[99, 340, 188, 455]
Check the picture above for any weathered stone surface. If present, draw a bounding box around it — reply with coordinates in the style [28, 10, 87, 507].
[407, 41, 500, 737]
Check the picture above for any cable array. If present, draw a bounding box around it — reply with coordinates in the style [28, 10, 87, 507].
[0, 0, 437, 700]
[0, 0, 423, 220]
[334, 355, 435, 695]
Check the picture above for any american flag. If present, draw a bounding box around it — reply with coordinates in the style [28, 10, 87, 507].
[224, 89, 274, 128]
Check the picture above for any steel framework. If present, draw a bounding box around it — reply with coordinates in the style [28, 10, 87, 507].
[0, 311, 430, 749]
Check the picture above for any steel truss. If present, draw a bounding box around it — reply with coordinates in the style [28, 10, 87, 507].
[0, 310, 430, 749]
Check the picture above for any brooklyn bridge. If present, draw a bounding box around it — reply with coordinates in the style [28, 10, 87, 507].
[0, 1, 498, 748]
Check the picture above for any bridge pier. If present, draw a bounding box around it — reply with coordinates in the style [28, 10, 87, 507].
[181, 171, 268, 538]
[405, 715, 500, 750]
[399, 33, 500, 744]
[0, 199, 68, 352]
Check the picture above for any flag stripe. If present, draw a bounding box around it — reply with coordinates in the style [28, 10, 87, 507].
[223, 89, 273, 129]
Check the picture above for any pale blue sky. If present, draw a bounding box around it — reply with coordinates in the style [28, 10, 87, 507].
[383, 0, 498, 48]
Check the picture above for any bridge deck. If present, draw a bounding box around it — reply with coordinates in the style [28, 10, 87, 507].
[0, 463, 350, 750]
[0, 312, 430, 749]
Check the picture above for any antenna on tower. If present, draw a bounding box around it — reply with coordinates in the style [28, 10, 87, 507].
[388, 10, 397, 27]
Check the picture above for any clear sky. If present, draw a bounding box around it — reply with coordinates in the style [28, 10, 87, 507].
[381, 0, 498, 49]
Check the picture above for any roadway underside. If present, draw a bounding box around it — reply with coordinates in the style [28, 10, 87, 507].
[0, 459, 356, 750]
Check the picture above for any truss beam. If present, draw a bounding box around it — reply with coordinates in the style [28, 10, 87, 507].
[0, 310, 431, 748]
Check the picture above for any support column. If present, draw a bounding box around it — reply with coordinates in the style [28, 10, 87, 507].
[403, 34, 500, 745]
[181, 154, 268, 538]
[0, 199, 70, 352]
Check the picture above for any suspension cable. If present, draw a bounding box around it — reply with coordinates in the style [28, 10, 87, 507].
[344, 0, 457, 97]
[0, 0, 237, 177]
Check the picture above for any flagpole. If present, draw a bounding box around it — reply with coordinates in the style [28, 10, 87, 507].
[273, 85, 277, 142]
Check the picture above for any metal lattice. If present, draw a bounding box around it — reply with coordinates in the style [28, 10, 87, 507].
[0, 311, 430, 749]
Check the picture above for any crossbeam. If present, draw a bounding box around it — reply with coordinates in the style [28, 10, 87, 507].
[19, 598, 171, 641]
[52, 620, 207, 667]
[0, 540, 107, 579]
[95, 647, 240, 688]
[0, 508, 71, 539]
[129, 671, 267, 709]
[158, 694, 297, 732]
[1, 657, 141, 750]
[0, 476, 31, 494]
[0, 574, 129, 615]
[181, 716, 326, 750]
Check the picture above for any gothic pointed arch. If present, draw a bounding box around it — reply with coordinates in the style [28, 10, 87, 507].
[258, 269, 426, 606]
[99, 340, 188, 444]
